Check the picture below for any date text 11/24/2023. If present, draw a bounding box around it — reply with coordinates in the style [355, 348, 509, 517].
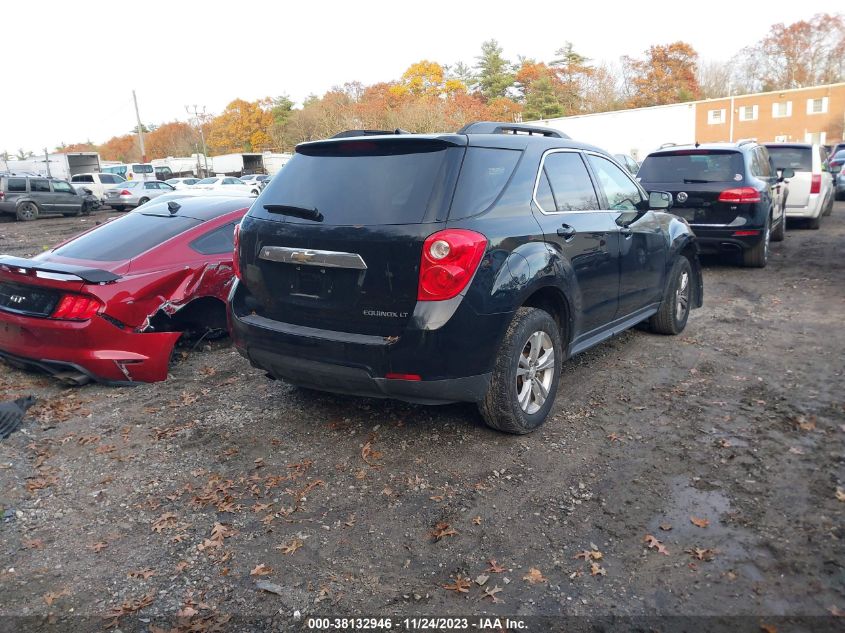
[306, 617, 528, 630]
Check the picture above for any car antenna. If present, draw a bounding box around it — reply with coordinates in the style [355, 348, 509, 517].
[695, 141, 700, 148]
[167, 201, 181, 215]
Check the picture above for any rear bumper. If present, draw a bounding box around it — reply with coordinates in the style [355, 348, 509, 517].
[689, 226, 764, 253]
[785, 195, 823, 218]
[228, 291, 502, 405]
[0, 310, 180, 383]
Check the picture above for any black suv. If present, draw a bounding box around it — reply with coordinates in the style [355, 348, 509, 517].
[637, 141, 790, 268]
[228, 122, 703, 433]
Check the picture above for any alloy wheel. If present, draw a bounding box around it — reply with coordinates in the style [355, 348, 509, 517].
[675, 271, 690, 322]
[18, 203, 37, 220]
[516, 331, 555, 414]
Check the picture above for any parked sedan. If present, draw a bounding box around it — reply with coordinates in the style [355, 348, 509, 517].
[104, 180, 176, 211]
[0, 196, 250, 384]
[764, 143, 834, 229]
[240, 174, 271, 190]
[190, 176, 261, 195]
[165, 177, 202, 189]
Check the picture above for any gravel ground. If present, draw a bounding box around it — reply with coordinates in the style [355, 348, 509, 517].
[0, 205, 843, 632]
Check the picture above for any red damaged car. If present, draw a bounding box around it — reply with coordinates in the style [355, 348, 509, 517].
[0, 196, 250, 384]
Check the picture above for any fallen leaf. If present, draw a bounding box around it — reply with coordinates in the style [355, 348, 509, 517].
[522, 567, 547, 584]
[151, 512, 178, 533]
[828, 605, 844, 616]
[22, 538, 44, 549]
[277, 538, 304, 555]
[43, 589, 69, 605]
[430, 522, 458, 541]
[127, 568, 155, 580]
[574, 549, 603, 561]
[442, 575, 471, 593]
[480, 584, 503, 603]
[486, 559, 506, 573]
[788, 446, 805, 455]
[836, 487, 845, 502]
[90, 541, 108, 553]
[590, 562, 607, 576]
[607, 433, 622, 442]
[659, 523, 673, 531]
[361, 441, 383, 465]
[686, 547, 716, 561]
[644, 534, 669, 555]
[795, 415, 816, 431]
[176, 606, 198, 618]
[472, 516, 482, 525]
[250, 564, 273, 576]
[760, 623, 778, 633]
[717, 438, 732, 448]
[690, 516, 710, 528]
[175, 561, 190, 573]
[252, 502, 272, 513]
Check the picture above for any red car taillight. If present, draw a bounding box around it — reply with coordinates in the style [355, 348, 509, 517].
[0, 192, 5, 202]
[52, 293, 103, 321]
[417, 229, 487, 301]
[718, 187, 761, 204]
[232, 223, 242, 280]
[118, 189, 132, 196]
[810, 174, 821, 194]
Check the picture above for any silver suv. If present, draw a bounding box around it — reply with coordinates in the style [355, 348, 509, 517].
[0, 175, 94, 221]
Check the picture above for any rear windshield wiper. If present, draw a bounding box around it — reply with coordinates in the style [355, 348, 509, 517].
[682, 178, 714, 183]
[263, 204, 324, 222]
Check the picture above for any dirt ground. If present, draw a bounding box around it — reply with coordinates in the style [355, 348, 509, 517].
[0, 205, 843, 633]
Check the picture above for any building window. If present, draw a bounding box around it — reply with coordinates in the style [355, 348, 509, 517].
[738, 105, 758, 121]
[804, 131, 827, 145]
[772, 101, 792, 118]
[806, 97, 829, 114]
[707, 109, 726, 124]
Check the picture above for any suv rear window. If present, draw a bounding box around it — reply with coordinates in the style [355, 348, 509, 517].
[132, 164, 154, 173]
[638, 150, 745, 183]
[52, 213, 201, 261]
[449, 148, 520, 219]
[256, 139, 463, 225]
[765, 146, 812, 171]
[6, 178, 26, 192]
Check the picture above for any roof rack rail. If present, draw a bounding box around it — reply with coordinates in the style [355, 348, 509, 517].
[457, 121, 570, 139]
[658, 142, 678, 149]
[331, 129, 411, 139]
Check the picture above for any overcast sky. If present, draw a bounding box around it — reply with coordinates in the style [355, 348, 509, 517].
[0, 1, 834, 153]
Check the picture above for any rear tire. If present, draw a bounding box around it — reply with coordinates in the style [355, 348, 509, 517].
[823, 196, 833, 216]
[650, 256, 693, 335]
[138, 197, 149, 206]
[16, 202, 39, 221]
[771, 214, 785, 242]
[111, 205, 126, 212]
[478, 307, 562, 435]
[807, 214, 821, 230]
[742, 218, 770, 267]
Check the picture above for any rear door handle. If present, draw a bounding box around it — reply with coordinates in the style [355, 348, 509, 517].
[557, 224, 576, 239]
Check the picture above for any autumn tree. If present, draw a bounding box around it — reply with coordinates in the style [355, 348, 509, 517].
[515, 61, 565, 120]
[550, 43, 594, 114]
[697, 60, 733, 98]
[207, 99, 273, 153]
[145, 121, 198, 159]
[733, 13, 845, 91]
[474, 39, 515, 100]
[623, 41, 701, 107]
[56, 142, 98, 153]
[99, 134, 140, 162]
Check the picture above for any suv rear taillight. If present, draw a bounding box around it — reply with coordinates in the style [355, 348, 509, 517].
[52, 293, 103, 321]
[118, 189, 132, 196]
[718, 187, 761, 204]
[810, 174, 821, 194]
[0, 191, 5, 202]
[417, 229, 487, 301]
[232, 223, 242, 280]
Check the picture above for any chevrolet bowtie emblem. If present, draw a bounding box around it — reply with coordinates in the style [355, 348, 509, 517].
[290, 251, 315, 263]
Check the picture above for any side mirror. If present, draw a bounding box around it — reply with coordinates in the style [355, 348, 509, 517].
[648, 191, 672, 209]
[777, 168, 795, 182]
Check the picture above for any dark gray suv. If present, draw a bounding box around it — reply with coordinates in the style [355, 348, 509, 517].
[0, 175, 94, 221]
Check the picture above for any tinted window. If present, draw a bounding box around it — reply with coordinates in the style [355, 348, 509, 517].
[764, 146, 812, 172]
[638, 150, 745, 183]
[223, 178, 241, 185]
[52, 181, 74, 193]
[72, 175, 94, 183]
[145, 182, 159, 189]
[53, 213, 201, 261]
[190, 222, 236, 255]
[541, 152, 599, 212]
[132, 164, 154, 173]
[587, 154, 643, 210]
[535, 171, 556, 212]
[197, 178, 217, 185]
[99, 174, 122, 184]
[7, 178, 26, 192]
[450, 148, 520, 219]
[751, 148, 772, 178]
[30, 179, 50, 192]
[257, 140, 463, 225]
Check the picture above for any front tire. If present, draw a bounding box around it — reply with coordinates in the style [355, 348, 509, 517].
[478, 307, 562, 434]
[111, 205, 126, 212]
[16, 202, 39, 221]
[650, 255, 693, 335]
[771, 214, 785, 242]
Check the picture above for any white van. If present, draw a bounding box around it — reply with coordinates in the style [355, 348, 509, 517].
[102, 163, 156, 182]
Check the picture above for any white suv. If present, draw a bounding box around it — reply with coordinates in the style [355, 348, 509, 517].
[764, 143, 834, 229]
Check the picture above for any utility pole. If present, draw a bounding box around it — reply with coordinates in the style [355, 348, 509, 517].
[43, 147, 51, 177]
[132, 89, 146, 162]
[186, 105, 210, 177]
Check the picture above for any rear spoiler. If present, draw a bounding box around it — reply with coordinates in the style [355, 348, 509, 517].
[0, 255, 120, 284]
